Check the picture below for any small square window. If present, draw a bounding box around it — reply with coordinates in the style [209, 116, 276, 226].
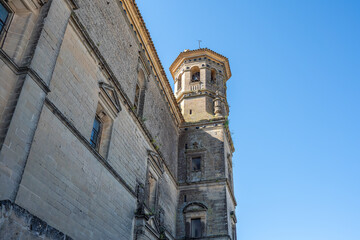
[192, 157, 201, 171]
[191, 218, 202, 237]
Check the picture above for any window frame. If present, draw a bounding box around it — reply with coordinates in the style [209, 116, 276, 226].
[183, 202, 207, 238]
[90, 116, 102, 150]
[191, 156, 201, 172]
[191, 218, 202, 238]
[191, 71, 200, 82]
[0, 0, 13, 44]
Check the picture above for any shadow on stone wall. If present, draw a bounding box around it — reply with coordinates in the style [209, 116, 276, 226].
[0, 200, 73, 240]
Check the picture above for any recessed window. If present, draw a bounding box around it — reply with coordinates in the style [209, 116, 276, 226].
[0, 2, 10, 34]
[90, 117, 101, 149]
[189, 109, 192, 115]
[134, 84, 140, 110]
[90, 103, 113, 158]
[191, 218, 202, 237]
[177, 75, 182, 91]
[192, 157, 201, 171]
[192, 71, 200, 82]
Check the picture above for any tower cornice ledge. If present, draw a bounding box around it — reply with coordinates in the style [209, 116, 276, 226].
[169, 48, 232, 80]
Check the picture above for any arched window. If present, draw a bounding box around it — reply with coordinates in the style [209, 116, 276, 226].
[191, 66, 200, 82]
[134, 68, 146, 117]
[211, 69, 216, 84]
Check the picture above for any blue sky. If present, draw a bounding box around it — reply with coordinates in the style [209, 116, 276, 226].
[137, 1, 360, 239]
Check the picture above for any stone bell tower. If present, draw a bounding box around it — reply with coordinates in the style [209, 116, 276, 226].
[170, 48, 231, 122]
[171, 49, 237, 239]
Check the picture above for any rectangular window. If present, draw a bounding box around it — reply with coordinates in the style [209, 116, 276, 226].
[192, 157, 201, 171]
[90, 117, 101, 149]
[0, 2, 10, 34]
[191, 218, 202, 237]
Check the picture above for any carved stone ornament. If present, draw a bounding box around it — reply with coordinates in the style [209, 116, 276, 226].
[99, 82, 121, 112]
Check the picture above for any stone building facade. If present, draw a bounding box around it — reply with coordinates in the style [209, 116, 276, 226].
[0, 0, 237, 239]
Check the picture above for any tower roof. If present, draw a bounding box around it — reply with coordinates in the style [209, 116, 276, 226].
[169, 48, 232, 81]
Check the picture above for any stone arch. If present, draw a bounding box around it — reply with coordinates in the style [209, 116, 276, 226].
[183, 202, 208, 213]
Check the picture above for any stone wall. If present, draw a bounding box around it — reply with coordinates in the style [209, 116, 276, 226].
[177, 184, 228, 238]
[178, 125, 226, 183]
[16, 106, 137, 239]
[0, 200, 72, 240]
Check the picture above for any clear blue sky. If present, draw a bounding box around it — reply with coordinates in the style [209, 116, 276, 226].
[137, 1, 360, 239]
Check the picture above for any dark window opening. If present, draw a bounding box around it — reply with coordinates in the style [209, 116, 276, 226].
[184, 195, 187, 202]
[0, 2, 10, 34]
[189, 109, 192, 115]
[90, 117, 101, 149]
[192, 157, 201, 171]
[192, 72, 200, 82]
[191, 218, 202, 237]
[211, 69, 216, 84]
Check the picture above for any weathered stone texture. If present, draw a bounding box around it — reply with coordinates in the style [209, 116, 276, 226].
[143, 74, 179, 177]
[16, 107, 136, 239]
[47, 23, 106, 143]
[75, 0, 179, 178]
[177, 184, 228, 238]
[178, 126, 226, 183]
[0, 76, 46, 201]
[0, 200, 73, 240]
[0, 63, 18, 118]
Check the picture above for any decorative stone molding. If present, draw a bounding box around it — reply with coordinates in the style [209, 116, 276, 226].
[99, 82, 121, 114]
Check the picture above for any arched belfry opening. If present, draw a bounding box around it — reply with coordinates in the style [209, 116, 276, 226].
[191, 66, 200, 82]
[211, 69, 217, 85]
